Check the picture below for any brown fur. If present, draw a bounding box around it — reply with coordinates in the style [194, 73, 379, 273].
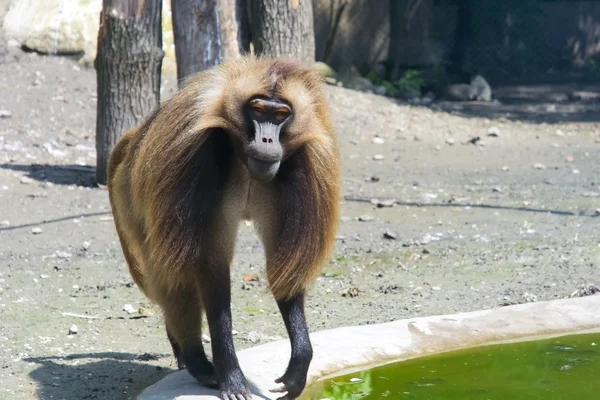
[107, 55, 340, 333]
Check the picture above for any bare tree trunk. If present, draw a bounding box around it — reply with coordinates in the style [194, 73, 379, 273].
[236, 0, 251, 54]
[171, 0, 222, 82]
[388, 0, 435, 80]
[95, 0, 164, 185]
[249, 0, 315, 64]
[218, 0, 241, 60]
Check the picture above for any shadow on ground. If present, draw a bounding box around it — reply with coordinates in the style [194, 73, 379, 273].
[0, 163, 97, 186]
[431, 83, 600, 124]
[344, 196, 600, 218]
[25, 352, 174, 400]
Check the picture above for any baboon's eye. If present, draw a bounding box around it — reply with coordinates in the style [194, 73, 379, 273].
[252, 107, 264, 117]
[274, 110, 289, 121]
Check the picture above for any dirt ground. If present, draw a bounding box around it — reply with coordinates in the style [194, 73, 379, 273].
[0, 48, 599, 400]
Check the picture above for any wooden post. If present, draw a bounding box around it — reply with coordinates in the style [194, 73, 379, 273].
[94, 0, 164, 185]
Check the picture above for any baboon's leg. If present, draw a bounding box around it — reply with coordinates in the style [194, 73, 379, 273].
[270, 293, 313, 400]
[160, 284, 217, 388]
[166, 329, 184, 370]
[198, 262, 251, 399]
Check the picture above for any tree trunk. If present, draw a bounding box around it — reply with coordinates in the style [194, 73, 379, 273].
[236, 0, 251, 54]
[95, 0, 164, 185]
[172, 0, 222, 82]
[388, 0, 435, 80]
[218, 0, 241, 60]
[249, 0, 315, 64]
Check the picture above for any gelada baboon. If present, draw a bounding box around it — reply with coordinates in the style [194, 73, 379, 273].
[107, 56, 341, 400]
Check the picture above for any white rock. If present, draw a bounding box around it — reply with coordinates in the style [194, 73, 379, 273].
[2, 0, 101, 62]
[371, 137, 384, 144]
[202, 334, 211, 343]
[31, 227, 42, 234]
[20, 176, 33, 184]
[68, 324, 78, 335]
[533, 163, 546, 170]
[0, 110, 12, 119]
[487, 126, 500, 137]
[372, 154, 384, 161]
[123, 304, 137, 314]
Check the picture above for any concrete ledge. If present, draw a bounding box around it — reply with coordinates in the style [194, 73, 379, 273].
[138, 295, 600, 400]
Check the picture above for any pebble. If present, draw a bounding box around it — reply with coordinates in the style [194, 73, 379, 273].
[202, 334, 211, 343]
[0, 110, 12, 118]
[371, 137, 385, 144]
[358, 215, 374, 222]
[555, 129, 565, 136]
[55, 251, 72, 259]
[68, 325, 78, 335]
[383, 231, 397, 240]
[501, 166, 509, 171]
[372, 154, 384, 161]
[123, 304, 137, 314]
[31, 227, 43, 234]
[487, 126, 500, 137]
[82, 241, 91, 251]
[431, 286, 441, 291]
[533, 163, 546, 170]
[20, 176, 33, 184]
[0, 220, 9, 227]
[445, 138, 455, 145]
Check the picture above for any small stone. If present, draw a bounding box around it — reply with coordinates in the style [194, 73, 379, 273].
[31, 227, 43, 234]
[533, 163, 546, 170]
[232, 330, 238, 336]
[82, 241, 91, 251]
[20, 176, 33, 184]
[202, 334, 211, 343]
[431, 286, 441, 291]
[523, 292, 538, 303]
[358, 215, 374, 222]
[371, 137, 385, 144]
[566, 155, 574, 163]
[445, 138, 455, 145]
[55, 251, 72, 259]
[572, 169, 580, 174]
[555, 129, 565, 136]
[123, 304, 137, 314]
[0, 110, 12, 119]
[582, 192, 600, 198]
[487, 126, 500, 137]
[492, 186, 502, 193]
[372, 154, 384, 161]
[68, 325, 78, 335]
[502, 166, 509, 171]
[40, 274, 49, 279]
[371, 198, 396, 208]
[0, 220, 9, 227]
[383, 231, 397, 240]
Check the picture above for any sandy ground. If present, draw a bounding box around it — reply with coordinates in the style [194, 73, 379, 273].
[0, 49, 599, 400]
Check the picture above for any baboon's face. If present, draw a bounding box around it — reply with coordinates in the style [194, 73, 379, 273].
[243, 96, 292, 183]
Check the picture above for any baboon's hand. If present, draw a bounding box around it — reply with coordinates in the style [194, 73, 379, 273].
[269, 371, 307, 400]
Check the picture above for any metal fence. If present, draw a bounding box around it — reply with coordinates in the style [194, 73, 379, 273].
[445, 0, 600, 84]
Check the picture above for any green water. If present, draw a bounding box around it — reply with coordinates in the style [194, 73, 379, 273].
[302, 332, 600, 400]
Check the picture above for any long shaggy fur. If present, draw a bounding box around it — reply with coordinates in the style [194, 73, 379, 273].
[107, 56, 340, 303]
